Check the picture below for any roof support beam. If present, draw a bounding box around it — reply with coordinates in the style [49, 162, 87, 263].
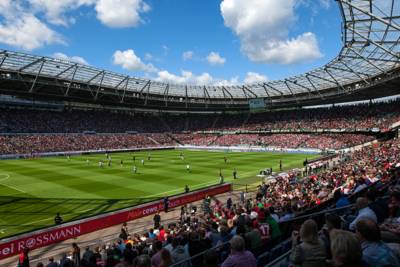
[324, 68, 347, 94]
[86, 71, 104, 84]
[261, 84, 271, 98]
[285, 79, 313, 97]
[348, 27, 400, 59]
[29, 59, 45, 93]
[343, 55, 399, 63]
[305, 75, 325, 100]
[94, 72, 106, 101]
[185, 86, 188, 109]
[283, 81, 299, 103]
[144, 81, 151, 106]
[139, 80, 151, 97]
[347, 47, 386, 73]
[263, 83, 284, 96]
[307, 72, 338, 86]
[18, 57, 44, 72]
[164, 84, 169, 107]
[120, 78, 129, 103]
[203, 86, 210, 108]
[242, 86, 258, 98]
[337, 61, 370, 84]
[341, 0, 400, 31]
[54, 64, 78, 78]
[64, 65, 78, 97]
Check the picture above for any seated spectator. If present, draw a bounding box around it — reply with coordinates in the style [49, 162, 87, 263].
[151, 240, 163, 267]
[159, 249, 173, 267]
[334, 190, 350, 209]
[221, 235, 257, 267]
[320, 214, 342, 259]
[355, 219, 400, 267]
[135, 255, 151, 267]
[330, 230, 364, 267]
[349, 197, 377, 231]
[290, 219, 327, 267]
[45, 257, 57, 267]
[170, 238, 190, 267]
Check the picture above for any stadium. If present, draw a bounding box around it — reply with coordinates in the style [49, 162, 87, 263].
[0, 0, 400, 266]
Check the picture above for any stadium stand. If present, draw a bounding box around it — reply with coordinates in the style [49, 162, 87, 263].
[15, 137, 400, 267]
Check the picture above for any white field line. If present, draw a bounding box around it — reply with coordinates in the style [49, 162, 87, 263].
[0, 173, 26, 193]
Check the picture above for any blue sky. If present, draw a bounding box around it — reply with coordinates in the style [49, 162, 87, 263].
[0, 0, 342, 85]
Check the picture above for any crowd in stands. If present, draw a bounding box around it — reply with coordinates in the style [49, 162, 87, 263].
[23, 137, 400, 267]
[0, 132, 375, 155]
[174, 134, 375, 150]
[2, 100, 400, 134]
[0, 134, 174, 155]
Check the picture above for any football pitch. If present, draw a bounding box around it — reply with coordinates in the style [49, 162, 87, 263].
[0, 149, 318, 238]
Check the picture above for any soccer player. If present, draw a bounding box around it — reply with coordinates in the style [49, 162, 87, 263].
[148, 153, 151, 161]
[132, 165, 137, 174]
[86, 159, 90, 166]
[233, 168, 237, 179]
[120, 159, 123, 167]
[54, 213, 63, 225]
[279, 159, 282, 171]
[141, 159, 145, 166]
[132, 155, 136, 162]
[219, 173, 224, 184]
[108, 160, 111, 167]
[180, 152, 184, 160]
[186, 164, 190, 173]
[224, 156, 227, 164]
[99, 161, 103, 168]
[67, 155, 70, 161]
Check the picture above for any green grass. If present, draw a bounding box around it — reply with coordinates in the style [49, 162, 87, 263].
[0, 149, 319, 238]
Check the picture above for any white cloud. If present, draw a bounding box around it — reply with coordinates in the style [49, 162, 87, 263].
[0, 0, 64, 50]
[206, 52, 226, 65]
[182, 51, 194, 61]
[53, 52, 88, 65]
[0, 13, 64, 50]
[213, 77, 240, 86]
[95, 0, 150, 28]
[155, 70, 213, 85]
[28, 0, 96, 26]
[244, 72, 268, 84]
[220, 0, 323, 64]
[113, 49, 157, 72]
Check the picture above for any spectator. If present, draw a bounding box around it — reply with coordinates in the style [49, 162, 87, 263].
[170, 238, 190, 267]
[18, 247, 30, 267]
[159, 249, 173, 267]
[221, 235, 257, 267]
[349, 197, 377, 231]
[151, 240, 163, 267]
[135, 255, 151, 267]
[72, 243, 81, 267]
[290, 219, 327, 267]
[355, 219, 400, 267]
[36, 263, 44, 267]
[45, 257, 58, 267]
[330, 230, 364, 267]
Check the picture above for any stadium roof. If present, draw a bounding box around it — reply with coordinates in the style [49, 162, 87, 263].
[0, 0, 399, 111]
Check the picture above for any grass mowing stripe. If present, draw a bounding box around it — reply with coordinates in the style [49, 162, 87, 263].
[0, 149, 318, 237]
